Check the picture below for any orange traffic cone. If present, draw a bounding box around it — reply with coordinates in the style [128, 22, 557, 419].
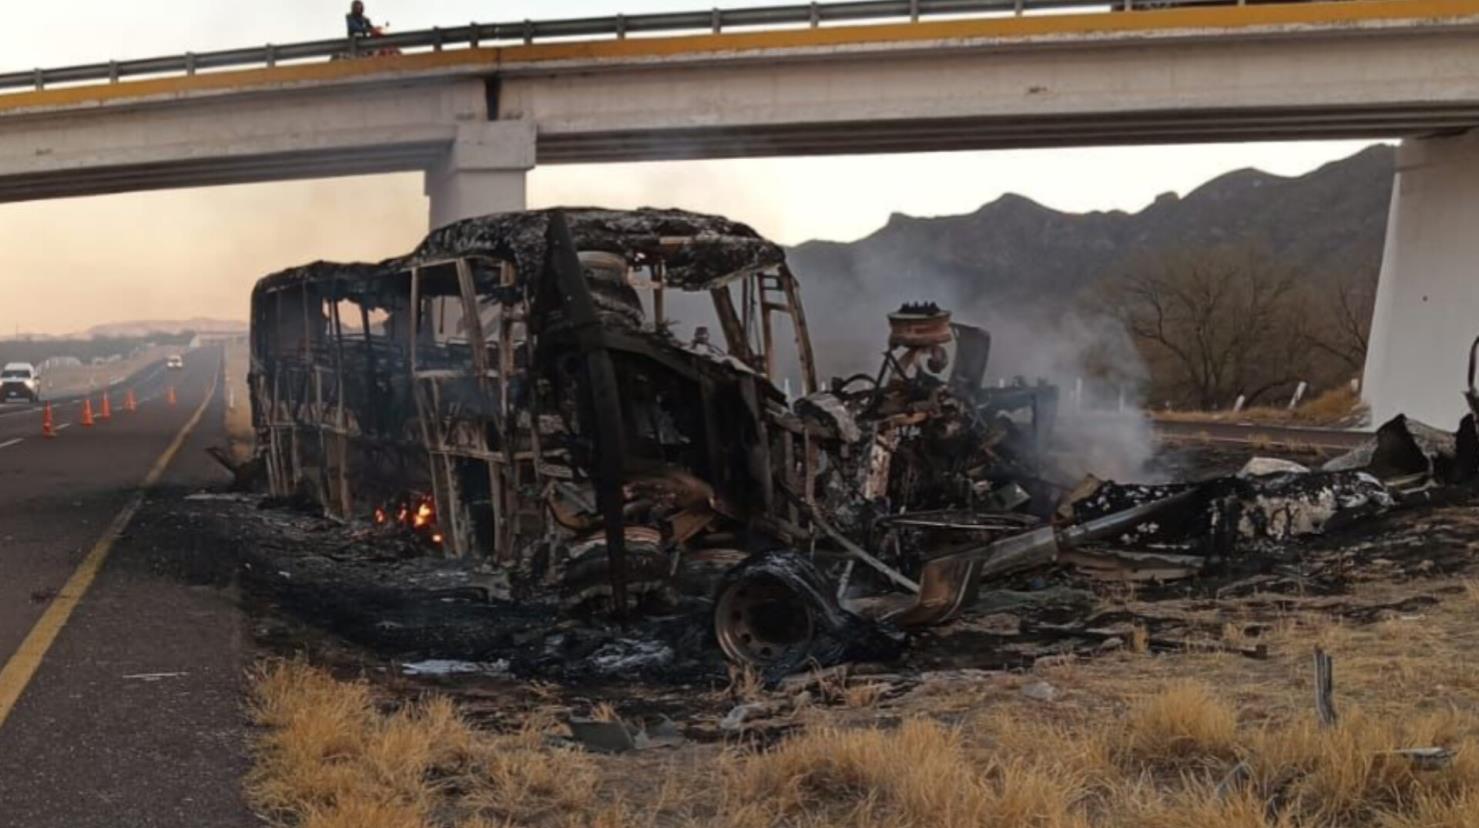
[125, 389, 137, 413]
[42, 403, 57, 438]
[100, 391, 112, 420]
[167, 386, 177, 407]
[81, 399, 95, 427]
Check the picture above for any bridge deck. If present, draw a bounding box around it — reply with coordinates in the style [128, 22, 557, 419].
[1, 0, 1475, 116]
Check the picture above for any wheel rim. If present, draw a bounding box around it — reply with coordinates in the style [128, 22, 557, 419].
[714, 572, 816, 666]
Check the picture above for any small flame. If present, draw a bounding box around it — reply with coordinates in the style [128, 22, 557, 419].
[374, 493, 441, 549]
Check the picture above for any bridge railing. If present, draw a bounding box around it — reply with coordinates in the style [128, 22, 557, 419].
[0, 0, 1284, 94]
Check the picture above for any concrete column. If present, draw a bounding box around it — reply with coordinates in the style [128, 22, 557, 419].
[425, 121, 536, 229]
[1363, 133, 1479, 428]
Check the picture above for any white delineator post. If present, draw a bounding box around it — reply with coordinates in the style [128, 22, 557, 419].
[1363, 133, 1479, 428]
[1287, 381, 1308, 411]
[425, 121, 536, 229]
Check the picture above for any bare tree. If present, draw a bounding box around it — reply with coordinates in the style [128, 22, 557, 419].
[1302, 269, 1376, 375]
[1103, 246, 1312, 410]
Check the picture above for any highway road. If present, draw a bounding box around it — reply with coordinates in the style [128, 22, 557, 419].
[1151, 419, 1371, 451]
[0, 357, 175, 443]
[0, 346, 254, 827]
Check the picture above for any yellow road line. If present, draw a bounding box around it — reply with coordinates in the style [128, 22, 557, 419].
[0, 366, 220, 731]
[0, 0, 1475, 114]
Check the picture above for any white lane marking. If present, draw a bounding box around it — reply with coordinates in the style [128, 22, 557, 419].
[0, 438, 23, 450]
[56, 423, 72, 432]
[0, 400, 82, 419]
[121, 672, 189, 682]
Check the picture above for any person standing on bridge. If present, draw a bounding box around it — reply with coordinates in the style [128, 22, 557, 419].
[346, 1, 374, 39]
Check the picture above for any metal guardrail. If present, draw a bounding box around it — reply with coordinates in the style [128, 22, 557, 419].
[0, 0, 1286, 94]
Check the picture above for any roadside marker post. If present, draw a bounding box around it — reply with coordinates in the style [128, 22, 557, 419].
[42, 403, 57, 438]
[100, 392, 112, 421]
[125, 389, 137, 412]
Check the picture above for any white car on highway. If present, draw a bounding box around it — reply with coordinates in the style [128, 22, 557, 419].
[0, 362, 41, 402]
[166, 354, 185, 370]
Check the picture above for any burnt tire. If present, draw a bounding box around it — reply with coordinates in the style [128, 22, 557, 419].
[559, 528, 675, 616]
[713, 550, 842, 668]
[714, 550, 905, 675]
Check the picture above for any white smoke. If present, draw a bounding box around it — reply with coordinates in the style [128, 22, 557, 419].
[787, 251, 1159, 485]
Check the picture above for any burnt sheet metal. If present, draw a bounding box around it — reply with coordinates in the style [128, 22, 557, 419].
[407, 208, 785, 291]
[711, 494, 1201, 667]
[803, 305, 1059, 543]
[251, 260, 389, 303]
[1066, 471, 1392, 552]
[541, 212, 634, 617]
[886, 491, 1198, 629]
[1326, 415, 1476, 491]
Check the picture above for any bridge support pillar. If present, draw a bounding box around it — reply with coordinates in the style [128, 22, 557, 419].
[425, 121, 536, 229]
[1362, 133, 1479, 428]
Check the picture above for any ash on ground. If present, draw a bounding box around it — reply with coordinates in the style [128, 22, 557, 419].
[145, 426, 1479, 736]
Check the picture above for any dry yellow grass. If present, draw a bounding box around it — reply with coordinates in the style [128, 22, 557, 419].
[246, 660, 595, 828]
[1121, 680, 1240, 764]
[842, 681, 887, 709]
[1377, 789, 1479, 828]
[248, 576, 1479, 827]
[720, 717, 1094, 828]
[725, 664, 765, 704]
[1130, 624, 1150, 654]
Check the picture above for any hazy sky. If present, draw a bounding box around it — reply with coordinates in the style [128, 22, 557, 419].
[0, 1, 1379, 334]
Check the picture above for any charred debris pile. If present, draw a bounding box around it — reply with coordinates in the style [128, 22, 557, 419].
[231, 208, 1479, 682]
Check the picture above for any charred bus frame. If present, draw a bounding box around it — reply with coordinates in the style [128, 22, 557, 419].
[251, 208, 1076, 667]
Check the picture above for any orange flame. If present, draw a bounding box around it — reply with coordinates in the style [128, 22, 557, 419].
[375, 493, 441, 548]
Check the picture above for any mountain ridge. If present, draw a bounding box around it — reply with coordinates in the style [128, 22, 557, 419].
[784, 144, 1395, 380]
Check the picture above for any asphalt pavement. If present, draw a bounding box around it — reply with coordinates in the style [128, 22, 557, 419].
[0, 347, 255, 827]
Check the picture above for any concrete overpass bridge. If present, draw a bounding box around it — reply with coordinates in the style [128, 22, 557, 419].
[1, 0, 1476, 425]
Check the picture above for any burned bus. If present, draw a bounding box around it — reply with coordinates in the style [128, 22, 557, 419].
[250, 208, 1074, 668]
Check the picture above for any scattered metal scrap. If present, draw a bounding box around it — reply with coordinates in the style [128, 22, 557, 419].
[246, 208, 1479, 676]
